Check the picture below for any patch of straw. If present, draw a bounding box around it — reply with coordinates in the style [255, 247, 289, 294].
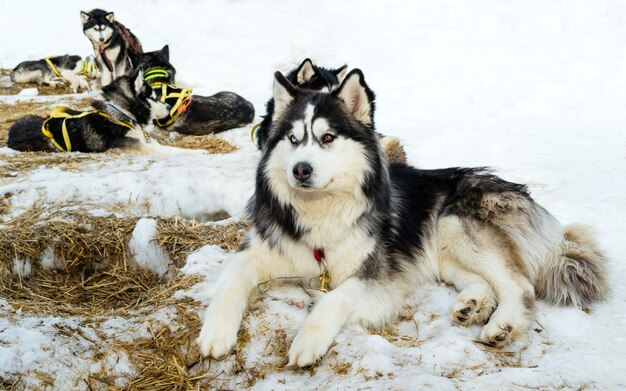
[0, 151, 131, 179]
[149, 129, 237, 153]
[157, 217, 249, 265]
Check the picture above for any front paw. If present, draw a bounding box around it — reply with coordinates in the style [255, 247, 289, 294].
[288, 325, 335, 367]
[197, 312, 239, 358]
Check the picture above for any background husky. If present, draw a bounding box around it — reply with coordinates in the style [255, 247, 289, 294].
[137, 47, 255, 135]
[8, 69, 170, 154]
[81, 8, 143, 87]
[165, 91, 255, 135]
[254, 58, 347, 150]
[197, 69, 608, 367]
[137, 45, 176, 85]
[10, 55, 97, 93]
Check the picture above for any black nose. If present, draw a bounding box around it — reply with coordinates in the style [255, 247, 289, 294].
[293, 162, 313, 181]
[99, 37, 105, 42]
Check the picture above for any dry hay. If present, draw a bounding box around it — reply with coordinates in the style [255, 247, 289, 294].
[0, 152, 110, 178]
[150, 129, 238, 153]
[0, 192, 10, 215]
[0, 68, 74, 96]
[158, 217, 249, 265]
[166, 134, 237, 153]
[0, 208, 248, 316]
[0, 208, 138, 273]
[0, 208, 256, 389]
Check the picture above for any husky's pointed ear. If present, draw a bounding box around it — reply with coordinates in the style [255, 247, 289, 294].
[333, 69, 375, 125]
[134, 69, 145, 93]
[80, 11, 90, 24]
[273, 71, 298, 120]
[105, 12, 115, 23]
[160, 45, 170, 60]
[296, 58, 315, 85]
[334, 65, 348, 83]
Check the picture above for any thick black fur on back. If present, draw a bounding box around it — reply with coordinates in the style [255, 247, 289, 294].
[255, 59, 347, 150]
[7, 116, 56, 152]
[97, 71, 155, 126]
[8, 109, 136, 152]
[167, 92, 255, 135]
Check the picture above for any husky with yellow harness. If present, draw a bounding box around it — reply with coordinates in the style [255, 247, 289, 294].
[133, 47, 255, 135]
[8, 69, 171, 154]
[10, 55, 99, 93]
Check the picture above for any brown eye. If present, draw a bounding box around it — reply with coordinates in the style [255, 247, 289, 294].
[322, 133, 335, 144]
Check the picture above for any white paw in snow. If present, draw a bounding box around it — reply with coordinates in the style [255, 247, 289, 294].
[288, 324, 335, 367]
[451, 286, 497, 326]
[480, 305, 530, 348]
[197, 310, 239, 358]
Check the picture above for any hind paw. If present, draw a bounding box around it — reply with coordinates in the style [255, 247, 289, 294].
[480, 323, 515, 347]
[451, 292, 496, 326]
[479, 306, 529, 348]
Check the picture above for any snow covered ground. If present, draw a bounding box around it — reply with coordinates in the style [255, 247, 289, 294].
[1, 0, 625, 389]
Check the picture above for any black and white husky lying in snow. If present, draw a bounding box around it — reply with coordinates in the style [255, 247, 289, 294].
[10, 55, 99, 93]
[197, 69, 608, 367]
[136, 45, 255, 135]
[8, 70, 172, 154]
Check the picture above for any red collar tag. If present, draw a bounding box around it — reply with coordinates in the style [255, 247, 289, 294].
[313, 248, 325, 263]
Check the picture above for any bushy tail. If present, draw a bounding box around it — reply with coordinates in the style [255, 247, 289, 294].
[8, 115, 56, 152]
[536, 225, 609, 308]
[380, 136, 407, 164]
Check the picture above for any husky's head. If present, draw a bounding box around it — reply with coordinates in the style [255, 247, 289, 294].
[262, 69, 382, 198]
[286, 58, 348, 93]
[101, 69, 171, 125]
[81, 9, 115, 47]
[137, 45, 176, 85]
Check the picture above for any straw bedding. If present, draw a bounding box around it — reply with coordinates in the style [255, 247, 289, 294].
[0, 207, 249, 389]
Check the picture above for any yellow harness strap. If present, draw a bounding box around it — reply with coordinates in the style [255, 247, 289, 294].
[76, 60, 89, 77]
[41, 106, 134, 152]
[151, 83, 193, 127]
[250, 123, 260, 144]
[44, 56, 62, 78]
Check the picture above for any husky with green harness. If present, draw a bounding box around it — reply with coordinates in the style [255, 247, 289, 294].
[11, 54, 99, 93]
[132, 45, 255, 134]
[8, 70, 170, 153]
[141, 65, 255, 135]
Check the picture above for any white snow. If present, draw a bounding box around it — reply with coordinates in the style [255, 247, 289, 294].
[128, 218, 173, 277]
[1, 0, 626, 389]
